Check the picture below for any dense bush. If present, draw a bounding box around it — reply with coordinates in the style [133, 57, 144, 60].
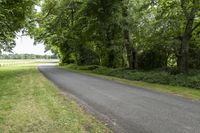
[137, 45, 168, 70]
[77, 47, 100, 66]
[189, 43, 200, 69]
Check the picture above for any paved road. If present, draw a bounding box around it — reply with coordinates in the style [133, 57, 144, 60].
[39, 65, 200, 133]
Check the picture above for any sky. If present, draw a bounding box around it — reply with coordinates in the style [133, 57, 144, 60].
[11, 5, 51, 55]
[13, 35, 52, 55]
[4, 6, 52, 55]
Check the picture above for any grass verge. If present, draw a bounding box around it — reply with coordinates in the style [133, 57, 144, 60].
[0, 64, 111, 133]
[60, 64, 200, 101]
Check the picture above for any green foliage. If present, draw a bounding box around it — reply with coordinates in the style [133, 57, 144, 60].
[0, 0, 37, 52]
[137, 44, 168, 70]
[77, 46, 100, 65]
[34, 0, 199, 72]
[189, 42, 200, 69]
[1, 0, 199, 72]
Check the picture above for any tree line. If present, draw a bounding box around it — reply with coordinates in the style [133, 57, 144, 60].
[0, 54, 57, 60]
[0, 0, 200, 73]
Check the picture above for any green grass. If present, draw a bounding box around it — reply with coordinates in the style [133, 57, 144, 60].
[60, 64, 200, 101]
[0, 64, 111, 133]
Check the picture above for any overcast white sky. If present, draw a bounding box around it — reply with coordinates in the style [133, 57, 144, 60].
[10, 5, 52, 55]
[5, 6, 52, 55]
[13, 36, 52, 55]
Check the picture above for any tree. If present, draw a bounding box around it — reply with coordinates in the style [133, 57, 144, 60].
[29, 0, 200, 73]
[0, 0, 37, 53]
[177, 0, 200, 72]
[122, 0, 137, 69]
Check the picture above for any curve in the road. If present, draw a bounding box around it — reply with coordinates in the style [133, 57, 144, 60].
[38, 65, 200, 133]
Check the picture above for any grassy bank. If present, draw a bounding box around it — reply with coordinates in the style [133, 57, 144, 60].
[0, 64, 111, 133]
[61, 64, 200, 100]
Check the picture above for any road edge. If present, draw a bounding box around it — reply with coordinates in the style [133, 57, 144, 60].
[37, 66, 126, 133]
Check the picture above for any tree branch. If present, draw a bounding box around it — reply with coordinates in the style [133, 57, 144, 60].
[29, 4, 56, 23]
[180, 0, 189, 18]
[192, 22, 200, 32]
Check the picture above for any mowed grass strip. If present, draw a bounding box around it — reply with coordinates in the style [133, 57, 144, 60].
[0, 65, 111, 133]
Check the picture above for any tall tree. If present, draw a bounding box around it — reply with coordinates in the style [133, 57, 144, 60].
[177, 0, 200, 72]
[122, 0, 137, 69]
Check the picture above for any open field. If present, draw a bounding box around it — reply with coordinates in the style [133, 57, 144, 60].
[0, 64, 111, 133]
[0, 59, 58, 66]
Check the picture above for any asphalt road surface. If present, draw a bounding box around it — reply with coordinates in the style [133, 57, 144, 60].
[38, 65, 200, 133]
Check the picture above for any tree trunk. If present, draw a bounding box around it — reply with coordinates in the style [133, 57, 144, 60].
[105, 25, 116, 68]
[178, 35, 191, 73]
[178, 0, 197, 73]
[122, 0, 137, 69]
[123, 29, 137, 69]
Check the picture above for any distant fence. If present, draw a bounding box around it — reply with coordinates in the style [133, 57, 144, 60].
[0, 59, 58, 67]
